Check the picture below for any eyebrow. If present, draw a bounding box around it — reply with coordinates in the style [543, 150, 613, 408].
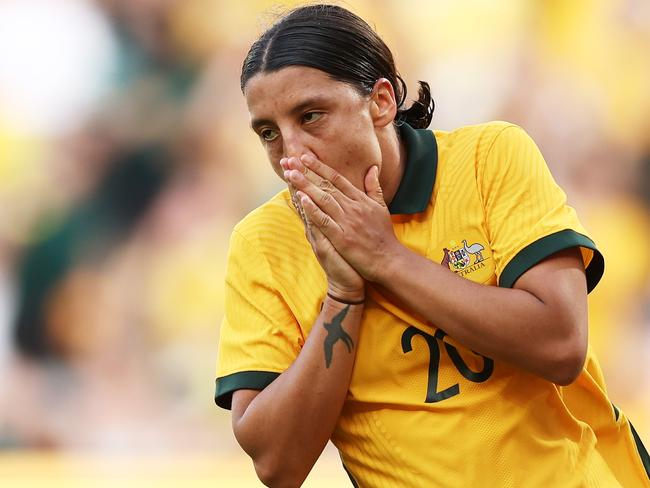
[250, 96, 330, 131]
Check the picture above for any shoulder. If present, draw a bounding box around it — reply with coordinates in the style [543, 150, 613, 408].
[433, 120, 525, 153]
[434, 122, 543, 181]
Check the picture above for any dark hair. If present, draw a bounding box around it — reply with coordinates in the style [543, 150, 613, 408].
[240, 4, 434, 129]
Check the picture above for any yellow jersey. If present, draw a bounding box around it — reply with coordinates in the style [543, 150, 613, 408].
[216, 122, 650, 487]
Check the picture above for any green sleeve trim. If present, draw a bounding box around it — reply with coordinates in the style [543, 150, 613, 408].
[214, 371, 280, 410]
[499, 229, 604, 293]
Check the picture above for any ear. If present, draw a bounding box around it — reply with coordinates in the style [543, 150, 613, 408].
[369, 78, 398, 129]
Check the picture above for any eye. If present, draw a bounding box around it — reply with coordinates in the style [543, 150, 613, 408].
[260, 128, 279, 142]
[302, 112, 323, 124]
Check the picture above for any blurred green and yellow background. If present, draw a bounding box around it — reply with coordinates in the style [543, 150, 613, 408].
[0, 0, 648, 486]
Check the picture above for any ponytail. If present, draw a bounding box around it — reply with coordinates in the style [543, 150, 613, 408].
[396, 80, 434, 129]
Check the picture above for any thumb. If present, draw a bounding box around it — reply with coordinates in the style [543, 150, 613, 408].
[364, 165, 386, 206]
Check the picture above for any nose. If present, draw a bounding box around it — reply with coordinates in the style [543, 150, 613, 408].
[281, 128, 309, 160]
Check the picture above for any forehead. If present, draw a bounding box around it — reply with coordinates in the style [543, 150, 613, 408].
[244, 66, 361, 118]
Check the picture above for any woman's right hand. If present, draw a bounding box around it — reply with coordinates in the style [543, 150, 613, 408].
[283, 157, 365, 302]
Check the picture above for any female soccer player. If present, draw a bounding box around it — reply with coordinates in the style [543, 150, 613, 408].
[215, 4, 650, 487]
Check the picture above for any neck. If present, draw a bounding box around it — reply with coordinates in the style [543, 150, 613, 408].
[380, 125, 407, 206]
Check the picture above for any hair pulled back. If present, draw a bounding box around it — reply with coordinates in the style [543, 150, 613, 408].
[240, 4, 434, 129]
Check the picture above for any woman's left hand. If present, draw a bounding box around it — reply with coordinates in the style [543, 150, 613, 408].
[283, 154, 402, 283]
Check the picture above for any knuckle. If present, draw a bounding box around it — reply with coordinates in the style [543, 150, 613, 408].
[318, 179, 335, 192]
[329, 172, 342, 187]
[316, 213, 331, 228]
[319, 191, 333, 206]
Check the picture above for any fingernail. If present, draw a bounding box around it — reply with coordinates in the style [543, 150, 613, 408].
[283, 170, 290, 180]
[300, 154, 311, 166]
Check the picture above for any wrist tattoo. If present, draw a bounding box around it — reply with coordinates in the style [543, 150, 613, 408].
[323, 305, 354, 368]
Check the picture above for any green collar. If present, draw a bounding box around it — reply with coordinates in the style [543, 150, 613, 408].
[388, 123, 438, 215]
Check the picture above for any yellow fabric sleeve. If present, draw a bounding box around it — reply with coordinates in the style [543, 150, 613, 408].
[215, 228, 303, 409]
[477, 124, 604, 291]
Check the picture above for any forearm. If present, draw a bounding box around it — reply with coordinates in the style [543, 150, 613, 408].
[376, 245, 587, 384]
[233, 298, 363, 487]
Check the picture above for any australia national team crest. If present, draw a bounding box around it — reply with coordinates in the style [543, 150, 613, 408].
[441, 239, 491, 281]
[447, 247, 471, 270]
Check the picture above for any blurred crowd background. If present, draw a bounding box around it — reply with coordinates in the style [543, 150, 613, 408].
[0, 0, 648, 485]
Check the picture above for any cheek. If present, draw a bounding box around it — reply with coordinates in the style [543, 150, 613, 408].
[334, 131, 382, 189]
[344, 114, 382, 163]
[341, 138, 380, 168]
